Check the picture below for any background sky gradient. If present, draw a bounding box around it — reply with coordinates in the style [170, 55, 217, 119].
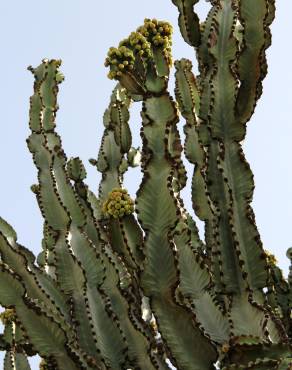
[0, 1, 291, 368]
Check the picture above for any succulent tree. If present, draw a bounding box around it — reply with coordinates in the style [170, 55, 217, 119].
[0, 0, 291, 369]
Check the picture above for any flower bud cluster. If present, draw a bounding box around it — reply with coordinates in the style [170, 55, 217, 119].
[39, 359, 49, 370]
[105, 46, 135, 80]
[264, 249, 278, 266]
[102, 188, 134, 219]
[0, 308, 16, 325]
[137, 18, 172, 50]
[221, 343, 230, 353]
[105, 18, 173, 81]
[120, 32, 152, 59]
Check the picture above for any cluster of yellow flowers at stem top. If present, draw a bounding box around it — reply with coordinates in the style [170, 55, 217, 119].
[0, 308, 16, 325]
[39, 359, 49, 370]
[264, 250, 278, 266]
[105, 18, 173, 80]
[119, 32, 152, 59]
[105, 46, 135, 80]
[102, 188, 134, 219]
[137, 18, 172, 49]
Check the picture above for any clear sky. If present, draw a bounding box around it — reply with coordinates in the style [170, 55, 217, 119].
[0, 1, 291, 368]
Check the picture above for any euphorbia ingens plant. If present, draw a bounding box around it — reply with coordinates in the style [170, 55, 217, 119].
[0, 1, 291, 369]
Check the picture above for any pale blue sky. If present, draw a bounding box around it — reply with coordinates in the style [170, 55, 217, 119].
[0, 1, 291, 368]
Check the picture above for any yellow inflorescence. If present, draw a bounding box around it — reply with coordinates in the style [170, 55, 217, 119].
[39, 359, 49, 370]
[105, 46, 135, 80]
[221, 343, 230, 353]
[105, 18, 173, 80]
[137, 18, 173, 50]
[102, 188, 134, 219]
[120, 32, 152, 59]
[0, 308, 16, 325]
[264, 250, 278, 266]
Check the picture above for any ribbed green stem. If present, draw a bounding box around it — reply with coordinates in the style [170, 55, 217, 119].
[26, 59, 160, 369]
[171, 0, 201, 47]
[136, 93, 217, 369]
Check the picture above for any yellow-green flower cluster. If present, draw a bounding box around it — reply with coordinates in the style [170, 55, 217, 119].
[137, 18, 173, 50]
[105, 46, 135, 80]
[105, 19, 173, 81]
[120, 32, 152, 59]
[221, 343, 230, 353]
[0, 308, 16, 325]
[102, 188, 134, 219]
[39, 359, 49, 370]
[265, 250, 278, 266]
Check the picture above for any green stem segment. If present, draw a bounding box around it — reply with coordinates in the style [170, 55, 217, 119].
[136, 93, 217, 369]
